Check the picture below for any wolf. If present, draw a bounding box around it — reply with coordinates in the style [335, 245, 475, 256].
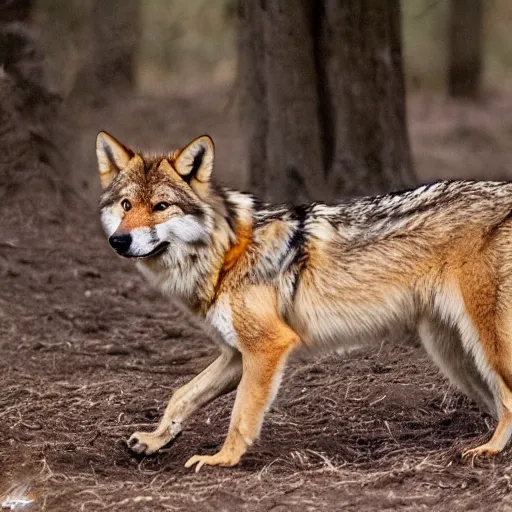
[97, 131, 512, 471]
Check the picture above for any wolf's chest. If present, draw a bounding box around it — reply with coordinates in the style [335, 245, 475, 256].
[136, 259, 204, 303]
[206, 295, 240, 348]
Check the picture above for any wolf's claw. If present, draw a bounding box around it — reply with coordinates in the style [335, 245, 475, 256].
[462, 444, 500, 459]
[184, 451, 241, 471]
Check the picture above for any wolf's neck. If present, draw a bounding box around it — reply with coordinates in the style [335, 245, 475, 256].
[211, 186, 258, 238]
[194, 188, 257, 309]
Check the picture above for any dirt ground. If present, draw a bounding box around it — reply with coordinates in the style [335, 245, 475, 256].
[3, 86, 512, 511]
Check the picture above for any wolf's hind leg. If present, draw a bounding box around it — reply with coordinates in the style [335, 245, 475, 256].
[418, 317, 496, 416]
[463, 381, 512, 458]
[456, 259, 512, 458]
[128, 345, 242, 455]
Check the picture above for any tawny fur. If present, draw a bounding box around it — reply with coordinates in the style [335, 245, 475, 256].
[97, 131, 512, 469]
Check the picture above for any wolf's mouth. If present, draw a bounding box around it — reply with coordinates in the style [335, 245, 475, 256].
[126, 241, 170, 259]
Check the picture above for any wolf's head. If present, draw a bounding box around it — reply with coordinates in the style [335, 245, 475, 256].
[97, 132, 215, 259]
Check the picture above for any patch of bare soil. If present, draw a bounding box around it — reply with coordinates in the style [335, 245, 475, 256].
[2, 88, 512, 511]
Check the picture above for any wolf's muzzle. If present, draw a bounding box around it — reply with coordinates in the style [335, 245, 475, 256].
[109, 233, 132, 255]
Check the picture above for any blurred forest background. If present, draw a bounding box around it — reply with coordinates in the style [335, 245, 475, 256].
[28, 0, 512, 202]
[36, 0, 512, 96]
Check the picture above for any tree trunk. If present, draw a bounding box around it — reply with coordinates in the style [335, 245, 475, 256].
[0, 0, 67, 210]
[448, 0, 483, 99]
[71, 0, 141, 104]
[238, 0, 416, 202]
[325, 0, 415, 196]
[238, 0, 268, 200]
[239, 0, 327, 203]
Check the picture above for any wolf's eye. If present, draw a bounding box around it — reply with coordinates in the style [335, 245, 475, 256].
[121, 199, 132, 211]
[153, 202, 170, 212]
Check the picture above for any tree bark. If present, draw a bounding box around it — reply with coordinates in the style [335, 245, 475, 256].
[238, 0, 268, 200]
[71, 0, 141, 104]
[325, 0, 415, 196]
[261, 0, 326, 203]
[239, 0, 326, 203]
[238, 0, 416, 202]
[448, 0, 483, 99]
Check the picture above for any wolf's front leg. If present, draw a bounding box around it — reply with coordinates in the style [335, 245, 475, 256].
[128, 345, 242, 455]
[185, 288, 300, 471]
[184, 347, 289, 471]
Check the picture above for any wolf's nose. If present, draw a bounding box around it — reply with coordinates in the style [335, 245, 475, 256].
[109, 233, 132, 254]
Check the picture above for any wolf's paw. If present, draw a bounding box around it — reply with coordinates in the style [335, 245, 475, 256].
[184, 450, 241, 473]
[127, 431, 169, 455]
[462, 443, 500, 459]
[127, 422, 182, 455]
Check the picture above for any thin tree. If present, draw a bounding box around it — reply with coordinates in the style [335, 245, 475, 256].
[448, 0, 483, 99]
[238, 0, 416, 203]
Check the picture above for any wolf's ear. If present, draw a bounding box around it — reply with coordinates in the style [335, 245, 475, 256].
[174, 135, 214, 184]
[96, 131, 134, 190]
